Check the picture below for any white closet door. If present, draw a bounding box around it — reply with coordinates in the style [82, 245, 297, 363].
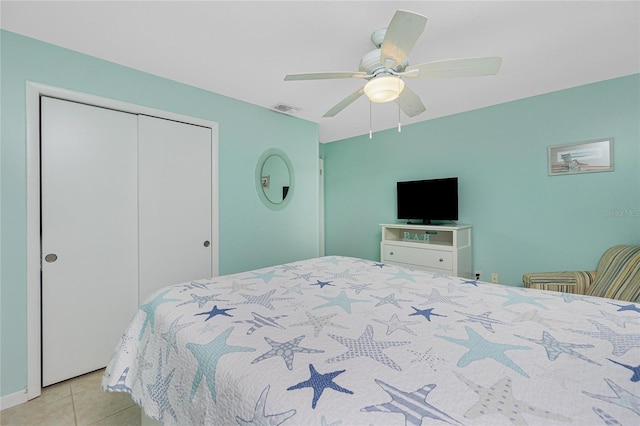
[138, 115, 213, 302]
[41, 97, 139, 386]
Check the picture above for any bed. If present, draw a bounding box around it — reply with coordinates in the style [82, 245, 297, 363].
[102, 256, 640, 425]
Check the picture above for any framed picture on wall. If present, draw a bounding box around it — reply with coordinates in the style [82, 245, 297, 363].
[548, 138, 613, 176]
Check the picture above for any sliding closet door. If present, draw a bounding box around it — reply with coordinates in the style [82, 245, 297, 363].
[138, 115, 213, 302]
[41, 97, 139, 386]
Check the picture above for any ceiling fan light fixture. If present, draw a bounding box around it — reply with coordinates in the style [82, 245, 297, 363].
[364, 76, 405, 103]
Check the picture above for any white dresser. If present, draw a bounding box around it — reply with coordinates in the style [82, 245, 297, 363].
[380, 223, 472, 278]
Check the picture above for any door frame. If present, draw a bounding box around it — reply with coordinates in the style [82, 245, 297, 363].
[318, 158, 325, 256]
[26, 81, 219, 399]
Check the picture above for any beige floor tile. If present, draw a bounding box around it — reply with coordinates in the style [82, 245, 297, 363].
[40, 381, 73, 404]
[0, 395, 75, 426]
[73, 386, 136, 426]
[9, 380, 73, 415]
[90, 404, 141, 426]
[1, 369, 140, 426]
[70, 369, 105, 395]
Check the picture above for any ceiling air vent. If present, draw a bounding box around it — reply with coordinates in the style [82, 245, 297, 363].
[271, 103, 300, 114]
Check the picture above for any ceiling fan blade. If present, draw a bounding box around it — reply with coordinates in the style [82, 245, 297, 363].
[405, 57, 503, 79]
[323, 87, 365, 117]
[380, 10, 428, 68]
[284, 71, 367, 81]
[395, 86, 426, 117]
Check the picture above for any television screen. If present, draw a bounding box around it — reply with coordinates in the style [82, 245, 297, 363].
[397, 177, 458, 224]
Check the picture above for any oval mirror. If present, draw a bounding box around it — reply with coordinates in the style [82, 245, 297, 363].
[255, 149, 294, 210]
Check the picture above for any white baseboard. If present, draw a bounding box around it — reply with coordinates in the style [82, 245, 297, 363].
[0, 389, 28, 411]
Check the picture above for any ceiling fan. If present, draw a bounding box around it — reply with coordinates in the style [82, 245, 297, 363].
[284, 10, 502, 118]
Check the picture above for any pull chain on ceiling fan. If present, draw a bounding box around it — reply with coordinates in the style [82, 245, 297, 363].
[284, 10, 503, 122]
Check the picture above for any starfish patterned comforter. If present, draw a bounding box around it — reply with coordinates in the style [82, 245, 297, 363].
[102, 256, 640, 425]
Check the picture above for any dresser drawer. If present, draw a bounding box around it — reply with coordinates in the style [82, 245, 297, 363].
[382, 244, 453, 270]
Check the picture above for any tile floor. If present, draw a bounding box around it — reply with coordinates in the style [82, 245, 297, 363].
[0, 369, 141, 426]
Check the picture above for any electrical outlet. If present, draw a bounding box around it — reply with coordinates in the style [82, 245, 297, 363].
[474, 271, 482, 281]
[491, 273, 499, 283]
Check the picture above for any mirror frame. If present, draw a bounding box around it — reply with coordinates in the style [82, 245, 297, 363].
[255, 148, 295, 211]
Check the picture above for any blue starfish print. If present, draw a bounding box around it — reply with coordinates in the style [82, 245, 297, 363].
[287, 364, 353, 409]
[105, 367, 131, 392]
[597, 310, 640, 328]
[437, 326, 531, 377]
[382, 280, 418, 294]
[424, 272, 454, 281]
[147, 351, 177, 422]
[455, 373, 570, 424]
[447, 283, 467, 293]
[328, 269, 361, 281]
[233, 312, 287, 335]
[454, 310, 510, 333]
[195, 305, 235, 321]
[567, 320, 640, 356]
[176, 293, 225, 308]
[326, 325, 409, 370]
[237, 289, 293, 310]
[320, 415, 342, 426]
[252, 335, 323, 370]
[515, 331, 599, 365]
[279, 263, 300, 272]
[373, 314, 419, 336]
[610, 302, 640, 314]
[221, 280, 258, 293]
[348, 282, 373, 294]
[361, 379, 460, 425]
[161, 315, 194, 360]
[313, 291, 368, 313]
[372, 263, 386, 268]
[386, 268, 418, 282]
[583, 378, 640, 415]
[506, 309, 556, 329]
[318, 257, 343, 266]
[489, 289, 550, 309]
[243, 270, 286, 283]
[281, 283, 304, 295]
[592, 407, 623, 426]
[411, 288, 466, 307]
[561, 293, 598, 304]
[410, 306, 446, 322]
[608, 358, 640, 382]
[312, 280, 334, 289]
[177, 280, 213, 293]
[372, 293, 412, 309]
[236, 385, 296, 426]
[289, 311, 347, 337]
[139, 289, 180, 340]
[461, 279, 479, 286]
[291, 272, 317, 282]
[186, 327, 254, 402]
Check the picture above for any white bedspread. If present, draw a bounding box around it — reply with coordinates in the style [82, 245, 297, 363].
[103, 256, 640, 425]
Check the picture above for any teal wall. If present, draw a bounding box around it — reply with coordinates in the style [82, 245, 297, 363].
[323, 74, 640, 285]
[0, 31, 319, 397]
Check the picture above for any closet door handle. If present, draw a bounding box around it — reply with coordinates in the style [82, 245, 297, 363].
[45, 253, 58, 263]
[203, 241, 210, 247]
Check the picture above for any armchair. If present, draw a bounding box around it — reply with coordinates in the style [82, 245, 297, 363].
[523, 245, 640, 302]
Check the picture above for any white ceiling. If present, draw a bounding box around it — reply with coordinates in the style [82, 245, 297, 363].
[2, 1, 639, 143]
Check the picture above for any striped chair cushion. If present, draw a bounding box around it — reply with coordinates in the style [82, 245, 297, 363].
[523, 271, 596, 294]
[586, 245, 640, 302]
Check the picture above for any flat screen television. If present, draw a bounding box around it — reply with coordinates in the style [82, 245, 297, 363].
[397, 177, 458, 224]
